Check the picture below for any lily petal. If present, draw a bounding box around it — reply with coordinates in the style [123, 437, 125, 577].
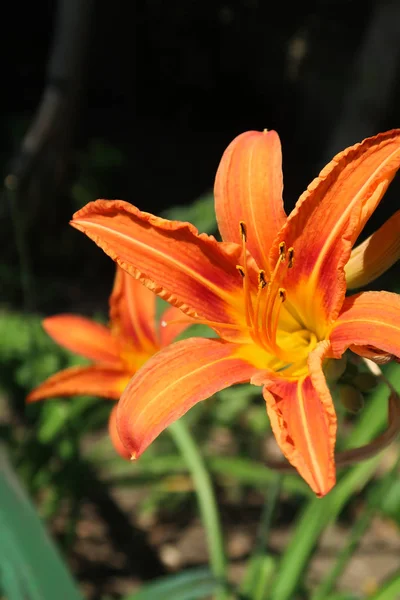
[27, 365, 131, 402]
[109, 266, 159, 351]
[116, 337, 260, 458]
[272, 130, 400, 331]
[214, 130, 286, 271]
[108, 404, 131, 459]
[330, 291, 400, 361]
[345, 210, 400, 289]
[71, 200, 256, 337]
[159, 304, 195, 347]
[261, 341, 337, 496]
[43, 315, 122, 366]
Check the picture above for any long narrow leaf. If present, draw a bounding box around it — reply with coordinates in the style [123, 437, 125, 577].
[0, 446, 83, 600]
[124, 567, 218, 600]
[368, 571, 400, 600]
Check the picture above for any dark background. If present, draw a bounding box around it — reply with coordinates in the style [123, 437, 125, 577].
[2, 0, 400, 313]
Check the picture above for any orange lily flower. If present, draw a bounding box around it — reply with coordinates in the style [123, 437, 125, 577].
[28, 266, 189, 458]
[70, 129, 400, 496]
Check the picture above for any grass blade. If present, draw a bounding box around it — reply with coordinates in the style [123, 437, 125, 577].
[368, 571, 400, 600]
[124, 567, 218, 600]
[0, 446, 83, 600]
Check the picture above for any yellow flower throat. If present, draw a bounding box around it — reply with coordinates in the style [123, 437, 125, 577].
[166, 220, 318, 372]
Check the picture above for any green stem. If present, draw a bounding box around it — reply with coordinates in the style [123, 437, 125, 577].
[168, 420, 229, 599]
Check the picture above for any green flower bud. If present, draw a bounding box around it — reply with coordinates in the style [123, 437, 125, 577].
[353, 372, 378, 392]
[338, 384, 365, 414]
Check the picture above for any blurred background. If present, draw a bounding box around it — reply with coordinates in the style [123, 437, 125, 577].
[1, 1, 400, 599]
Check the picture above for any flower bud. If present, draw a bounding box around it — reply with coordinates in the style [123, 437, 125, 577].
[339, 384, 365, 414]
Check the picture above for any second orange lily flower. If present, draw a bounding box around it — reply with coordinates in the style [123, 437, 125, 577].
[70, 129, 400, 496]
[28, 266, 189, 458]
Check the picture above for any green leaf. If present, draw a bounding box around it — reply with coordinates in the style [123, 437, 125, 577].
[123, 568, 218, 600]
[368, 572, 400, 600]
[162, 193, 217, 234]
[0, 446, 83, 600]
[380, 479, 400, 524]
[240, 555, 277, 600]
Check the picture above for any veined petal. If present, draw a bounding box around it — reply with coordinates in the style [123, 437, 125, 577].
[27, 365, 131, 402]
[159, 304, 195, 347]
[345, 211, 400, 289]
[214, 130, 286, 271]
[71, 200, 256, 339]
[261, 341, 337, 497]
[330, 291, 400, 361]
[43, 315, 122, 366]
[272, 130, 400, 332]
[108, 404, 131, 459]
[116, 337, 260, 458]
[109, 266, 159, 351]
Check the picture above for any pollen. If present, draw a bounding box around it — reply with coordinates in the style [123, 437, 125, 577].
[288, 247, 295, 269]
[239, 221, 247, 241]
[258, 270, 267, 288]
[235, 224, 293, 362]
[236, 265, 245, 277]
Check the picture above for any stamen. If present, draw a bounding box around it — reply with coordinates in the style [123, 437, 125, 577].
[236, 265, 245, 277]
[269, 287, 287, 352]
[288, 247, 294, 269]
[239, 221, 247, 241]
[238, 221, 254, 328]
[258, 270, 267, 288]
[252, 270, 269, 348]
[235, 226, 292, 358]
[261, 251, 285, 347]
[257, 241, 293, 362]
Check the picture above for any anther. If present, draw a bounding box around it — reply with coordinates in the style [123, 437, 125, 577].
[288, 247, 294, 269]
[278, 288, 286, 302]
[236, 265, 245, 278]
[258, 270, 267, 288]
[239, 221, 247, 241]
[279, 241, 286, 261]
